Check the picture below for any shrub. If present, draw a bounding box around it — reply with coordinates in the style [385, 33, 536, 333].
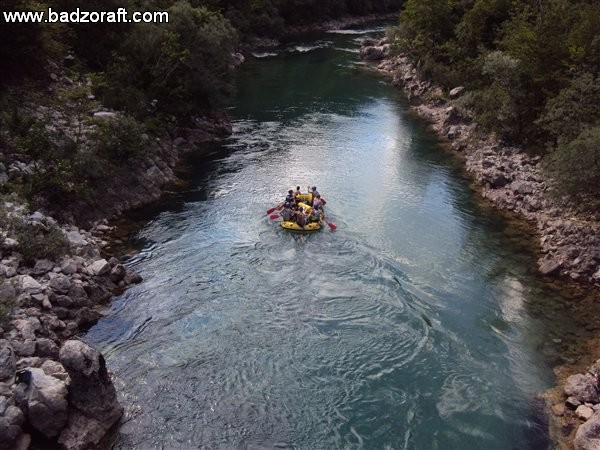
[15, 221, 71, 266]
[545, 125, 600, 198]
[92, 114, 149, 164]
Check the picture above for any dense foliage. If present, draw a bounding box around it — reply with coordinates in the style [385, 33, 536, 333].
[0, 0, 400, 215]
[396, 0, 600, 203]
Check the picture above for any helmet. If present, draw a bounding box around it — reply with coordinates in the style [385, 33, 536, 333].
[312, 186, 317, 191]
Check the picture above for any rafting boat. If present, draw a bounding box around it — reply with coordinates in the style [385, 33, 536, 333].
[281, 195, 323, 232]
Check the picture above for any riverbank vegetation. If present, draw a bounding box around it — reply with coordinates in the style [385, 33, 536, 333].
[0, 0, 401, 218]
[395, 0, 600, 205]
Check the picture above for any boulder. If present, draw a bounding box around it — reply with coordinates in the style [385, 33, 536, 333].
[123, 269, 143, 285]
[89, 259, 110, 276]
[511, 180, 535, 195]
[60, 260, 78, 275]
[12, 317, 40, 340]
[58, 340, 123, 450]
[109, 264, 126, 283]
[32, 259, 54, 276]
[0, 417, 22, 450]
[12, 341, 35, 357]
[64, 231, 88, 247]
[575, 411, 600, 450]
[539, 259, 562, 276]
[49, 274, 72, 295]
[74, 308, 101, 328]
[40, 360, 69, 382]
[20, 276, 42, 294]
[93, 111, 117, 120]
[0, 340, 16, 382]
[360, 45, 388, 61]
[2, 238, 18, 250]
[565, 373, 600, 403]
[23, 367, 69, 438]
[35, 338, 59, 359]
[578, 405, 595, 421]
[483, 170, 509, 188]
[449, 86, 465, 97]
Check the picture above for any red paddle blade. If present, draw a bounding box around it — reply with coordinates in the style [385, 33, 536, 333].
[326, 221, 337, 230]
[267, 207, 276, 214]
[269, 214, 280, 220]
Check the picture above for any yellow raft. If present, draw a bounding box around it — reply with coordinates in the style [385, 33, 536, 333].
[281, 196, 323, 232]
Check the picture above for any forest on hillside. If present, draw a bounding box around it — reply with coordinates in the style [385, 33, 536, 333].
[0, 0, 400, 215]
[1, 0, 598, 213]
[396, 0, 600, 204]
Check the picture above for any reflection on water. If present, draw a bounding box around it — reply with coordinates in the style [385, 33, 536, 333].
[87, 25, 600, 450]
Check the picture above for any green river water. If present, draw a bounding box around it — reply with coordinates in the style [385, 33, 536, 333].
[86, 26, 597, 449]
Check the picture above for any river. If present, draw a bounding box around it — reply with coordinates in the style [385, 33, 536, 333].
[86, 26, 592, 449]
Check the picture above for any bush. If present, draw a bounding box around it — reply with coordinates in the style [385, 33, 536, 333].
[545, 126, 600, 204]
[15, 221, 71, 266]
[92, 114, 149, 163]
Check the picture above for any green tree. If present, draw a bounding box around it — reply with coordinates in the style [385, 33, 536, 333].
[101, 1, 237, 121]
[546, 126, 600, 202]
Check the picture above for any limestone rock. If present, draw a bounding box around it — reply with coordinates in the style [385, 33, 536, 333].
[449, 86, 465, 97]
[539, 258, 562, 276]
[575, 411, 600, 450]
[35, 338, 59, 359]
[483, 170, 509, 188]
[0, 340, 16, 382]
[0, 416, 22, 450]
[565, 373, 600, 404]
[360, 45, 389, 61]
[58, 340, 123, 450]
[578, 405, 595, 420]
[23, 367, 69, 438]
[19, 276, 42, 294]
[60, 260, 78, 275]
[89, 259, 110, 276]
[49, 274, 72, 295]
[32, 259, 54, 276]
[64, 231, 88, 247]
[109, 264, 126, 283]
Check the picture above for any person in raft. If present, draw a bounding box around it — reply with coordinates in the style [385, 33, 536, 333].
[294, 186, 302, 202]
[307, 186, 320, 205]
[296, 208, 308, 227]
[281, 202, 295, 222]
[312, 194, 326, 210]
[284, 189, 295, 207]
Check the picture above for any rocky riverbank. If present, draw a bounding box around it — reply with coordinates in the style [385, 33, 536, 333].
[0, 79, 231, 448]
[360, 37, 600, 450]
[360, 39, 600, 287]
[0, 202, 142, 449]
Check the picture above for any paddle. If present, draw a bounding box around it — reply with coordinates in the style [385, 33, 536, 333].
[266, 204, 282, 215]
[269, 213, 280, 220]
[323, 216, 337, 231]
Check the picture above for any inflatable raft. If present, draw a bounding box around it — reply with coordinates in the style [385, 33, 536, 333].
[281, 196, 323, 232]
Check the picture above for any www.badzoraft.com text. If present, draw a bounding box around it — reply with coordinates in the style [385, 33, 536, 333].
[2, 8, 169, 24]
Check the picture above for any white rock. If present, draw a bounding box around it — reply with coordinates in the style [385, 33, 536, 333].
[64, 230, 88, 247]
[93, 111, 116, 119]
[20, 276, 42, 294]
[449, 86, 465, 97]
[577, 405, 595, 420]
[89, 259, 110, 276]
[3, 238, 19, 249]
